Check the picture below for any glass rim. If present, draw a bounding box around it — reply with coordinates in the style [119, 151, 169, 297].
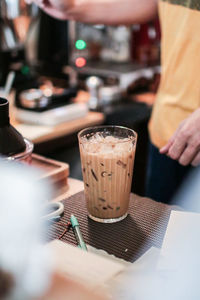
[78, 125, 137, 144]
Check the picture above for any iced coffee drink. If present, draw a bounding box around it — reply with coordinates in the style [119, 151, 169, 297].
[78, 126, 137, 223]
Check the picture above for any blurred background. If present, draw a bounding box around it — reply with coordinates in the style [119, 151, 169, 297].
[0, 0, 161, 196]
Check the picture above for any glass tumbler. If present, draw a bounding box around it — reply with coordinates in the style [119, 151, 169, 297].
[78, 126, 137, 223]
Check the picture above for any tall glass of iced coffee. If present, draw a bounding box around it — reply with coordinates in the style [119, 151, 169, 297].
[78, 126, 137, 223]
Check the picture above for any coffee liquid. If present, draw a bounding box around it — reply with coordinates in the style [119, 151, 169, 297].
[79, 134, 136, 221]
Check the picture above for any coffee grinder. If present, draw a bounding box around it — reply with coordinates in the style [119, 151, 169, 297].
[0, 0, 39, 86]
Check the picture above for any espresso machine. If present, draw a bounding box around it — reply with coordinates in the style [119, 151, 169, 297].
[0, 2, 87, 125]
[68, 21, 160, 101]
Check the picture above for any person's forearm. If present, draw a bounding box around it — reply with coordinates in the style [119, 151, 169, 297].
[67, 0, 158, 25]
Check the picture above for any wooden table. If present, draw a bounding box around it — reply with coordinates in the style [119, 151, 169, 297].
[53, 177, 84, 202]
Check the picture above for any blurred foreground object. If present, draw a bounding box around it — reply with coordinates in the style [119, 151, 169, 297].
[39, 271, 107, 300]
[0, 159, 108, 300]
[0, 158, 52, 299]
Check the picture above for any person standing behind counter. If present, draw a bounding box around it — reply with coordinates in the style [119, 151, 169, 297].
[27, 0, 200, 204]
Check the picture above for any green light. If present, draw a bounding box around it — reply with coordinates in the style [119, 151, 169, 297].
[21, 65, 30, 75]
[75, 40, 87, 50]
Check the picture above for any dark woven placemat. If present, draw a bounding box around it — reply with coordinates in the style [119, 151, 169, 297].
[47, 191, 178, 262]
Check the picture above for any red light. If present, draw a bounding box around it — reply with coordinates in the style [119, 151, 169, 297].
[75, 57, 86, 68]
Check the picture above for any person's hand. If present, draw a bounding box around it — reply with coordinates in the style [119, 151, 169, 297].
[25, 0, 73, 20]
[160, 108, 200, 167]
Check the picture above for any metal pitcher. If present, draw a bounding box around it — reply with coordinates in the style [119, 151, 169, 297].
[0, 0, 38, 50]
